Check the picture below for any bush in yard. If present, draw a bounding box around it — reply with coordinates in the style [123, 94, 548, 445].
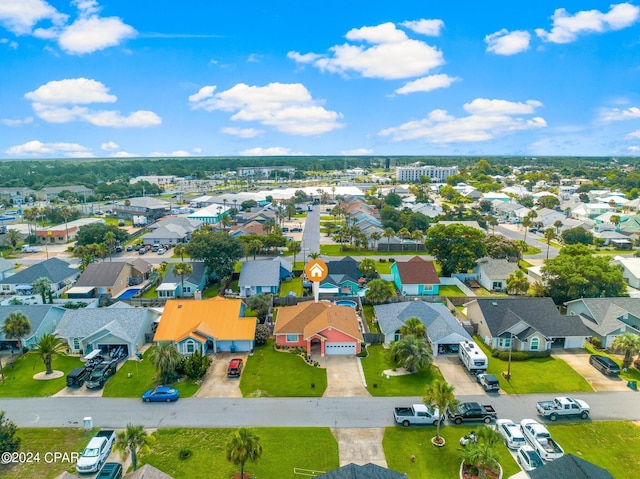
[184, 350, 211, 380]
[0, 410, 21, 454]
[246, 294, 272, 323]
[590, 337, 602, 349]
[254, 324, 270, 345]
[491, 349, 551, 361]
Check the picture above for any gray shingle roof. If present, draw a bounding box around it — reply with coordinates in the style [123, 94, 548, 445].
[316, 463, 406, 479]
[0, 305, 63, 341]
[239, 260, 280, 288]
[566, 297, 640, 336]
[474, 257, 519, 280]
[55, 307, 156, 343]
[75, 262, 128, 287]
[528, 454, 614, 479]
[163, 262, 206, 285]
[0, 258, 77, 285]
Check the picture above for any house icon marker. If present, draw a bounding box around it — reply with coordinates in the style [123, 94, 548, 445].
[305, 259, 328, 282]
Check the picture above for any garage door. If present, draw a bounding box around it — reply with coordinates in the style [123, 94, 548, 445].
[325, 342, 356, 355]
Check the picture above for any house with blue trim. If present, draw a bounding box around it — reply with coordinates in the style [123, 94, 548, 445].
[0, 304, 66, 350]
[319, 257, 362, 296]
[157, 262, 209, 299]
[391, 256, 440, 295]
[238, 258, 292, 297]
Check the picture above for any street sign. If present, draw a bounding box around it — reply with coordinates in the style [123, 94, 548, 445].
[305, 259, 328, 282]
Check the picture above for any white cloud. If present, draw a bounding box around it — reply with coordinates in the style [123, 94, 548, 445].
[221, 127, 263, 138]
[25, 77, 161, 127]
[0, 37, 18, 48]
[629, 146, 640, 152]
[625, 130, 640, 139]
[600, 106, 640, 122]
[189, 82, 343, 136]
[110, 150, 137, 157]
[0, 0, 67, 35]
[378, 98, 546, 144]
[341, 148, 373, 155]
[239, 147, 307, 156]
[58, 14, 136, 54]
[400, 19, 444, 36]
[5, 139, 92, 157]
[100, 141, 119, 151]
[247, 53, 262, 62]
[188, 85, 216, 103]
[395, 74, 460, 95]
[148, 150, 190, 157]
[536, 3, 640, 43]
[192, 147, 202, 154]
[485, 29, 531, 55]
[1, 116, 33, 126]
[288, 22, 444, 80]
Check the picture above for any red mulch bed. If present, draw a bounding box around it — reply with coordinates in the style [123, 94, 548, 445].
[231, 473, 253, 479]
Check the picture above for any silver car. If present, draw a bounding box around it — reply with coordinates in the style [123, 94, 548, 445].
[496, 419, 526, 450]
[516, 445, 544, 471]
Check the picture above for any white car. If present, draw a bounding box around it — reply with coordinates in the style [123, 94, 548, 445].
[157, 248, 166, 255]
[516, 445, 544, 471]
[496, 419, 526, 450]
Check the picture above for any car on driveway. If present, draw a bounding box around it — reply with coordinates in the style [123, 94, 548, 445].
[589, 355, 621, 376]
[227, 358, 243, 378]
[142, 386, 179, 402]
[516, 445, 544, 471]
[496, 419, 526, 449]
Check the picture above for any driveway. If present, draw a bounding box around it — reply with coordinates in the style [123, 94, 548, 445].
[434, 354, 486, 395]
[332, 428, 387, 467]
[323, 356, 370, 397]
[193, 353, 246, 398]
[552, 349, 630, 392]
[53, 385, 104, 398]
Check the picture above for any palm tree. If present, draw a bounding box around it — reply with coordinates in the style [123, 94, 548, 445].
[249, 239, 263, 260]
[23, 207, 37, 235]
[32, 277, 52, 304]
[263, 219, 276, 235]
[287, 241, 301, 266]
[521, 216, 532, 243]
[173, 262, 193, 297]
[383, 227, 395, 252]
[410, 230, 424, 252]
[370, 231, 381, 250]
[1, 311, 31, 356]
[104, 231, 116, 262]
[506, 269, 529, 295]
[149, 343, 183, 384]
[33, 333, 67, 375]
[399, 317, 426, 339]
[174, 243, 186, 261]
[7, 229, 21, 250]
[554, 220, 563, 235]
[462, 442, 501, 479]
[423, 380, 458, 444]
[308, 252, 321, 260]
[611, 333, 640, 369]
[543, 228, 557, 259]
[226, 428, 263, 479]
[60, 207, 71, 242]
[398, 227, 410, 252]
[115, 423, 153, 472]
[389, 335, 432, 373]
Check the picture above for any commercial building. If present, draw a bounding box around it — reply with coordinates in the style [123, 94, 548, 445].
[395, 165, 459, 183]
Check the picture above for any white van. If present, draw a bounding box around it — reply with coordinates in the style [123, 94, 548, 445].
[459, 341, 488, 374]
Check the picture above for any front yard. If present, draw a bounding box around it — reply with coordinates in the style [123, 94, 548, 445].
[360, 344, 444, 396]
[0, 354, 83, 397]
[474, 339, 593, 394]
[279, 277, 303, 297]
[240, 339, 327, 397]
[584, 342, 640, 382]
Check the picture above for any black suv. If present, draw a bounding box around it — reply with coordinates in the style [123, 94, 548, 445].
[96, 462, 123, 479]
[86, 360, 117, 389]
[589, 355, 621, 376]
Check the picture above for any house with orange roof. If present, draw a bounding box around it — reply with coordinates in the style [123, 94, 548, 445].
[274, 301, 363, 356]
[391, 256, 440, 295]
[153, 297, 257, 355]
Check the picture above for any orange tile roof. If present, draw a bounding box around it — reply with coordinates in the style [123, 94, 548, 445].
[154, 297, 256, 342]
[274, 301, 363, 342]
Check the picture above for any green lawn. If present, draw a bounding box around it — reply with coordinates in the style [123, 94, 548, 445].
[103, 350, 199, 398]
[240, 339, 327, 397]
[383, 425, 520, 479]
[0, 353, 83, 397]
[375, 261, 393, 275]
[584, 343, 640, 382]
[360, 345, 444, 396]
[0, 428, 91, 479]
[547, 422, 640, 479]
[362, 304, 378, 332]
[437, 285, 466, 297]
[523, 246, 542, 255]
[279, 277, 303, 297]
[474, 338, 594, 394]
[139, 427, 338, 479]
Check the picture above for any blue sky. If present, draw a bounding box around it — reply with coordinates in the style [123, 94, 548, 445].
[1, 0, 640, 159]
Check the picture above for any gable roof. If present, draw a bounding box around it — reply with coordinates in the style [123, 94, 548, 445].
[315, 463, 406, 479]
[0, 258, 77, 285]
[56, 306, 157, 343]
[565, 297, 640, 336]
[321, 257, 361, 287]
[472, 298, 590, 338]
[230, 220, 267, 236]
[274, 301, 363, 342]
[154, 297, 256, 342]
[528, 454, 614, 479]
[0, 304, 65, 341]
[75, 262, 129, 287]
[149, 216, 201, 231]
[0, 257, 16, 272]
[394, 257, 440, 285]
[239, 260, 280, 288]
[163, 262, 207, 286]
[474, 257, 519, 280]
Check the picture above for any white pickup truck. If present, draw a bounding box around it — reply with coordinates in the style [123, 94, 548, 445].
[21, 245, 41, 253]
[520, 419, 564, 462]
[394, 404, 442, 427]
[76, 430, 116, 474]
[536, 396, 590, 421]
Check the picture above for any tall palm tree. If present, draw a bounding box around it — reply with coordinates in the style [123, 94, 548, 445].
[32, 277, 52, 304]
[60, 207, 71, 242]
[33, 333, 67, 375]
[115, 423, 153, 472]
[506, 269, 529, 295]
[554, 220, 563, 235]
[220, 214, 232, 232]
[370, 231, 381, 250]
[249, 239, 263, 260]
[287, 241, 301, 266]
[23, 207, 37, 235]
[174, 243, 186, 261]
[399, 317, 426, 339]
[410, 230, 424, 252]
[423, 380, 458, 443]
[543, 228, 557, 259]
[521, 216, 532, 243]
[398, 227, 410, 251]
[1, 311, 31, 356]
[149, 343, 183, 384]
[173, 262, 193, 297]
[611, 333, 640, 369]
[7, 229, 21, 250]
[383, 227, 395, 252]
[389, 335, 432, 373]
[104, 231, 116, 262]
[226, 428, 263, 479]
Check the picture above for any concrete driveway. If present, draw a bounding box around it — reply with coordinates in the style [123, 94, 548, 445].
[552, 349, 630, 392]
[434, 354, 486, 395]
[323, 356, 370, 397]
[193, 353, 245, 398]
[332, 428, 387, 467]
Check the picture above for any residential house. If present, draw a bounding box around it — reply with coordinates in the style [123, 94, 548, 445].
[55, 302, 160, 357]
[35, 185, 94, 203]
[68, 259, 152, 299]
[612, 256, 640, 289]
[154, 297, 256, 355]
[0, 258, 16, 280]
[466, 297, 590, 351]
[156, 262, 208, 299]
[473, 257, 519, 292]
[374, 301, 472, 355]
[127, 465, 175, 479]
[391, 256, 440, 296]
[532, 207, 565, 229]
[229, 220, 267, 237]
[617, 214, 640, 235]
[115, 197, 170, 221]
[274, 301, 363, 356]
[319, 257, 362, 296]
[481, 192, 510, 203]
[0, 258, 78, 296]
[238, 258, 293, 297]
[0, 304, 66, 350]
[528, 454, 614, 479]
[314, 463, 406, 479]
[142, 216, 201, 246]
[594, 231, 632, 248]
[188, 204, 232, 225]
[564, 297, 640, 348]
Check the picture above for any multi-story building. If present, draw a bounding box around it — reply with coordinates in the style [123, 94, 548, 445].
[395, 165, 459, 183]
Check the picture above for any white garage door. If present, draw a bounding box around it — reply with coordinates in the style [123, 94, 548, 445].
[325, 342, 356, 355]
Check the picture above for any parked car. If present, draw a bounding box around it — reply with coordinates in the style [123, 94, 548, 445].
[138, 248, 146, 255]
[536, 396, 590, 421]
[151, 244, 159, 252]
[126, 245, 133, 252]
[157, 247, 166, 255]
[227, 358, 244, 378]
[96, 462, 123, 479]
[476, 373, 500, 392]
[496, 419, 526, 449]
[516, 445, 544, 471]
[76, 430, 116, 474]
[393, 404, 443, 427]
[142, 386, 179, 402]
[447, 402, 497, 424]
[589, 355, 621, 376]
[85, 360, 117, 390]
[66, 367, 91, 388]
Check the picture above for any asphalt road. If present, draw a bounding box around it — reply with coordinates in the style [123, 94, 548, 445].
[1, 391, 638, 429]
[493, 224, 559, 259]
[301, 205, 320, 258]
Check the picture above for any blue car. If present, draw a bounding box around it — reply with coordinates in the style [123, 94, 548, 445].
[142, 386, 179, 402]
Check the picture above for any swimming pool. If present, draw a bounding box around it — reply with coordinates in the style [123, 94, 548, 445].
[118, 288, 141, 299]
[335, 300, 357, 308]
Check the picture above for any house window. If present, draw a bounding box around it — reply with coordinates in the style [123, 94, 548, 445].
[498, 338, 511, 348]
[530, 337, 539, 351]
[73, 338, 80, 350]
[2, 285, 10, 292]
[492, 281, 502, 290]
[184, 287, 191, 293]
[422, 284, 434, 292]
[185, 341, 195, 354]
[285, 334, 298, 343]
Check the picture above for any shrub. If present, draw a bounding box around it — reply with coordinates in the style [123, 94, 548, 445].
[379, 258, 386, 263]
[590, 337, 602, 348]
[389, 258, 395, 263]
[184, 350, 211, 380]
[491, 349, 551, 361]
[254, 324, 270, 345]
[178, 446, 192, 460]
[357, 343, 368, 358]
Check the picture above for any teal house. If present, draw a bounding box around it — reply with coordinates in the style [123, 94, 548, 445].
[391, 256, 440, 296]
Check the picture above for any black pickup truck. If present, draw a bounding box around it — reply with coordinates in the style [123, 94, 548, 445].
[85, 360, 117, 390]
[447, 401, 497, 424]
